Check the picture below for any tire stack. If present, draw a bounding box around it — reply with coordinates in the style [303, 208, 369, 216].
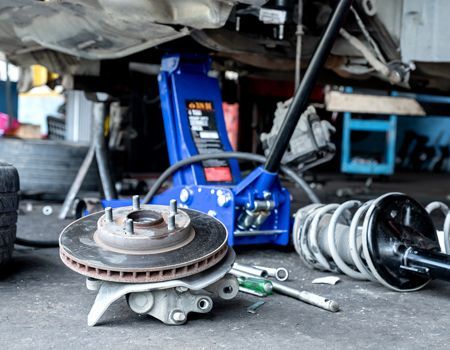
[0, 162, 19, 267]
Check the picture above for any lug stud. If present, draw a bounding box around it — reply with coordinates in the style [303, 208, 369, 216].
[168, 214, 176, 231]
[105, 207, 113, 222]
[125, 218, 134, 234]
[132, 195, 140, 211]
[170, 199, 178, 214]
[168, 199, 177, 231]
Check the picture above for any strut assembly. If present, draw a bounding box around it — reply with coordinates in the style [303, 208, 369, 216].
[293, 193, 450, 291]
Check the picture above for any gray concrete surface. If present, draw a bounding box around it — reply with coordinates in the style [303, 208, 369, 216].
[1, 175, 450, 350]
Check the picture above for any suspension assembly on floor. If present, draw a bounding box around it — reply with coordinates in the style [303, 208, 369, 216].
[293, 192, 450, 291]
[59, 196, 239, 326]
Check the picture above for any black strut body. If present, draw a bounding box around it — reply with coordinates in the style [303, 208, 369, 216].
[404, 248, 450, 281]
[264, 0, 353, 172]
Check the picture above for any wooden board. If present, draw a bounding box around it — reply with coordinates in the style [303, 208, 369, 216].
[325, 90, 426, 116]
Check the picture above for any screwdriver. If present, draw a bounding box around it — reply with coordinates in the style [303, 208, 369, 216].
[237, 276, 273, 297]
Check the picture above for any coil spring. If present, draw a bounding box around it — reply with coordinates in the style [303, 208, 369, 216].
[292, 193, 450, 282]
[425, 201, 450, 253]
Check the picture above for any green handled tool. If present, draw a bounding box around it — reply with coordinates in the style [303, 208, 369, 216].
[237, 276, 273, 297]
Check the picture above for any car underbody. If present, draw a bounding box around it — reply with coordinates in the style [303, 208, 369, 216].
[1, 0, 450, 92]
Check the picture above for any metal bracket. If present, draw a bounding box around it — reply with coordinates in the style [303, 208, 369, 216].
[400, 265, 430, 276]
[86, 250, 236, 326]
[127, 288, 213, 325]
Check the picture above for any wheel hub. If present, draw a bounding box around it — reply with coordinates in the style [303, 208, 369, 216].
[59, 202, 229, 283]
[94, 207, 195, 254]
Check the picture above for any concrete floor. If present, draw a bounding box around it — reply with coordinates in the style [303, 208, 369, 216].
[1, 174, 450, 349]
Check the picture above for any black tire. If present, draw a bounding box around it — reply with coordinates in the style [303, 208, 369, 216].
[0, 226, 16, 267]
[0, 138, 99, 194]
[0, 162, 19, 267]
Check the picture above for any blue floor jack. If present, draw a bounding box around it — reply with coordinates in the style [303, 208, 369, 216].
[105, 54, 290, 246]
[102, 0, 353, 247]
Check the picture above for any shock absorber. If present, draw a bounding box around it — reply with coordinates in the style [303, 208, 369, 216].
[293, 193, 450, 291]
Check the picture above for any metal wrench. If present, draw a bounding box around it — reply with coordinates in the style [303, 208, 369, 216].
[230, 268, 339, 313]
[253, 265, 289, 281]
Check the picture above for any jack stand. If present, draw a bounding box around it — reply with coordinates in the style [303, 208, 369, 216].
[103, 0, 354, 246]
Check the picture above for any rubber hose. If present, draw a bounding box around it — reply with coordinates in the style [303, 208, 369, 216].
[143, 152, 320, 204]
[15, 237, 59, 248]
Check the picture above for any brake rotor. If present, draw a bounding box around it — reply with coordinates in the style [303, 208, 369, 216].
[59, 203, 228, 283]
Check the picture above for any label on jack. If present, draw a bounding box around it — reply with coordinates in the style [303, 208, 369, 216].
[186, 100, 233, 183]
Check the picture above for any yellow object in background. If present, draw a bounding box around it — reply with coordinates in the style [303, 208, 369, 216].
[31, 65, 47, 86]
[31, 65, 59, 87]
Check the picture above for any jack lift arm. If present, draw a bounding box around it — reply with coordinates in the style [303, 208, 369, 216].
[104, 0, 354, 246]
